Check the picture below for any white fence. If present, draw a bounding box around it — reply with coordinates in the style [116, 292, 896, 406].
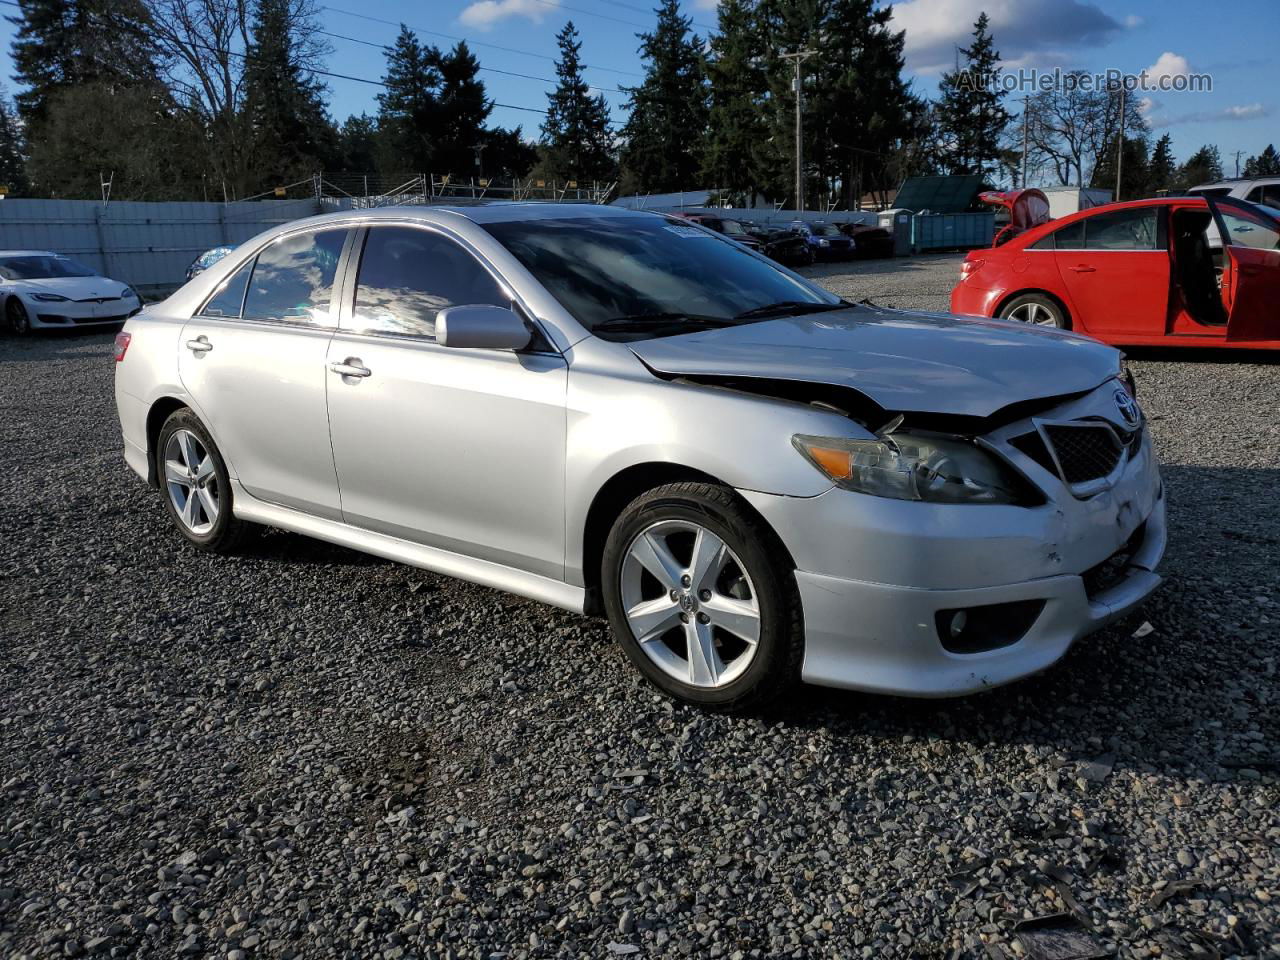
[0, 198, 335, 296]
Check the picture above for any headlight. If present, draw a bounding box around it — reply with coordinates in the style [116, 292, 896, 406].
[121, 286, 137, 299]
[792, 432, 1033, 504]
[817, 238, 830, 246]
[32, 292, 70, 302]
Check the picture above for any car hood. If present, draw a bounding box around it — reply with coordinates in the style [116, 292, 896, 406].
[627, 305, 1120, 417]
[18, 276, 125, 299]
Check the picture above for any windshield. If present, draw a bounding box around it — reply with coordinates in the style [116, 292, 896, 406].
[812, 225, 843, 237]
[483, 215, 836, 336]
[720, 219, 747, 235]
[0, 255, 97, 280]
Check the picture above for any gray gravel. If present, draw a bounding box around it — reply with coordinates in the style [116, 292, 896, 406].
[1, 259, 1278, 959]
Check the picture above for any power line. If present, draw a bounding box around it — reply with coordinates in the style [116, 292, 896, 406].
[321, 5, 644, 78]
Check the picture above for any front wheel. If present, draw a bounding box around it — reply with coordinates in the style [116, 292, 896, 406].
[6, 298, 31, 335]
[155, 409, 256, 552]
[999, 293, 1068, 329]
[601, 482, 803, 711]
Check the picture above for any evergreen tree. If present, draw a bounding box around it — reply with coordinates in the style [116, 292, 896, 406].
[620, 0, 708, 193]
[0, 89, 28, 196]
[1091, 133, 1150, 200]
[702, 0, 768, 200]
[539, 21, 615, 182]
[1243, 144, 1280, 177]
[480, 126, 539, 178]
[1178, 144, 1223, 188]
[243, 0, 337, 189]
[936, 13, 1011, 177]
[433, 41, 492, 175]
[336, 114, 379, 173]
[375, 26, 443, 173]
[1147, 133, 1176, 193]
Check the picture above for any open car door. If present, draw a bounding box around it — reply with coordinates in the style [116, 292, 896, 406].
[1207, 196, 1280, 343]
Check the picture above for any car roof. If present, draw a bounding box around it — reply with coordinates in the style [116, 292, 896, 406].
[289, 202, 663, 229]
[1006, 196, 1201, 248]
[0, 249, 63, 257]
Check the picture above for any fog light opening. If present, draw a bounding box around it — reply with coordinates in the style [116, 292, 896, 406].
[936, 600, 1046, 655]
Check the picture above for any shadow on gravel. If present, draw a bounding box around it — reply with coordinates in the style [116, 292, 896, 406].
[762, 463, 1280, 781]
[242, 528, 391, 567]
[0, 328, 118, 362]
[1123, 345, 1280, 365]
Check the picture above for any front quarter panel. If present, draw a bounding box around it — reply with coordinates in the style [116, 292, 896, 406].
[563, 337, 858, 585]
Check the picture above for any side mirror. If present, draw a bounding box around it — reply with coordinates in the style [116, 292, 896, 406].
[436, 304, 531, 351]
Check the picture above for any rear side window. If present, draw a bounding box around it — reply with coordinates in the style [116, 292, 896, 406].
[241, 228, 348, 326]
[1083, 208, 1159, 250]
[1048, 220, 1085, 249]
[199, 260, 252, 318]
[349, 226, 509, 340]
[1246, 184, 1280, 207]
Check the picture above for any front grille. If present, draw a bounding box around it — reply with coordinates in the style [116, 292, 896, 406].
[74, 296, 120, 304]
[1042, 423, 1123, 483]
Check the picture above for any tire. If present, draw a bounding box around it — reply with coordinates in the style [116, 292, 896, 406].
[155, 408, 255, 553]
[6, 297, 31, 336]
[601, 482, 803, 711]
[998, 292, 1069, 329]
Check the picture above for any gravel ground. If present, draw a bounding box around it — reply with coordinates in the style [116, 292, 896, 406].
[1, 255, 1277, 960]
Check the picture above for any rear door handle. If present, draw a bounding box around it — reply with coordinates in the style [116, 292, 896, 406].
[1068, 264, 1096, 273]
[186, 336, 213, 353]
[329, 358, 371, 379]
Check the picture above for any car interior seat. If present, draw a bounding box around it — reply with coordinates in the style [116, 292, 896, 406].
[1171, 209, 1228, 326]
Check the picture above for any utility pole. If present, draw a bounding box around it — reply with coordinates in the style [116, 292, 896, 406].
[779, 48, 817, 211]
[472, 142, 488, 179]
[1232, 150, 1245, 177]
[1021, 96, 1030, 188]
[1115, 85, 1125, 201]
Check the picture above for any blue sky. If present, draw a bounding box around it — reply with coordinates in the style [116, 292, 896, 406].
[1, 0, 1275, 177]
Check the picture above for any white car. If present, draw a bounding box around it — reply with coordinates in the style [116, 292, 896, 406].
[1, 250, 142, 334]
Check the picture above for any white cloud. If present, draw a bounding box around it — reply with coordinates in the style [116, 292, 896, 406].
[1137, 96, 1158, 116]
[1149, 102, 1271, 128]
[889, 0, 1125, 75]
[1143, 51, 1191, 83]
[691, 0, 718, 8]
[459, 0, 555, 30]
[1225, 103, 1266, 119]
[1123, 14, 1144, 28]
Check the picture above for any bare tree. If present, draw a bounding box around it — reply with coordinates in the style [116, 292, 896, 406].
[1024, 72, 1146, 189]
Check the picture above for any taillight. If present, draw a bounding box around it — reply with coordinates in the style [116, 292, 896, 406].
[113, 331, 131, 362]
[960, 258, 984, 278]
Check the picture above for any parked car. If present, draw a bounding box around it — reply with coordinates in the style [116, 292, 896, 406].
[789, 221, 856, 260]
[186, 246, 235, 281]
[673, 213, 764, 252]
[838, 222, 895, 259]
[1187, 176, 1280, 208]
[759, 229, 816, 267]
[116, 204, 1165, 709]
[951, 196, 1279, 349]
[0, 250, 142, 334]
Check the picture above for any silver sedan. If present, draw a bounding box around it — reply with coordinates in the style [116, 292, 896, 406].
[113, 204, 1165, 710]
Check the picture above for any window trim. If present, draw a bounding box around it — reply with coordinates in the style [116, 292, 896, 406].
[339, 220, 559, 355]
[193, 220, 363, 325]
[1034, 206, 1165, 253]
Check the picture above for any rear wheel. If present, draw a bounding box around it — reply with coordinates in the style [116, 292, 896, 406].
[999, 293, 1068, 329]
[602, 482, 803, 711]
[6, 298, 31, 335]
[155, 409, 255, 552]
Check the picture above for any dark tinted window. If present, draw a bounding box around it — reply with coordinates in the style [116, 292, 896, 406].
[1190, 187, 1232, 198]
[1084, 207, 1159, 250]
[1050, 219, 1085, 248]
[1027, 233, 1054, 250]
[200, 259, 252, 318]
[350, 226, 509, 339]
[242, 228, 348, 326]
[482, 215, 831, 333]
[0, 255, 96, 280]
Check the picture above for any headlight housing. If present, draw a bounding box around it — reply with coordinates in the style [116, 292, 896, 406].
[121, 286, 137, 300]
[32, 292, 70, 302]
[792, 431, 1036, 505]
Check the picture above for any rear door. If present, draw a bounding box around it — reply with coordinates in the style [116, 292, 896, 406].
[1209, 198, 1280, 343]
[324, 223, 568, 579]
[178, 226, 354, 519]
[1052, 205, 1170, 338]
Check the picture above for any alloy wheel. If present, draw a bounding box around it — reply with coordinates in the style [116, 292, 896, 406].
[619, 519, 761, 688]
[164, 429, 219, 535]
[7, 299, 30, 334]
[1006, 301, 1060, 326]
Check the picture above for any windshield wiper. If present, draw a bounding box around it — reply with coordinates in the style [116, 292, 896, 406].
[732, 300, 850, 321]
[593, 313, 739, 332]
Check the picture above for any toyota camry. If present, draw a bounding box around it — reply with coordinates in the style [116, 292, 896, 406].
[113, 204, 1166, 710]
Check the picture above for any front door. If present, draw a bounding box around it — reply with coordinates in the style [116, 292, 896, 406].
[1209, 198, 1280, 343]
[178, 227, 352, 519]
[324, 224, 568, 579]
[1052, 205, 1170, 339]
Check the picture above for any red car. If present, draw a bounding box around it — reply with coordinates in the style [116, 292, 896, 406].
[950, 195, 1280, 349]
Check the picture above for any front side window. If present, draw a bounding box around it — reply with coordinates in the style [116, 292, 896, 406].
[483, 215, 835, 339]
[1083, 208, 1159, 250]
[241, 228, 348, 326]
[200, 259, 253, 318]
[350, 225, 509, 340]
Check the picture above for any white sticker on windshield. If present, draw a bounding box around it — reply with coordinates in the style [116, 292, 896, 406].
[664, 225, 711, 238]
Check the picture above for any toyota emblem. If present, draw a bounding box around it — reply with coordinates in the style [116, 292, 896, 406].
[1114, 388, 1140, 427]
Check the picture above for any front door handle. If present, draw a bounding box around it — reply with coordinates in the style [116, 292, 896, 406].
[329, 358, 371, 379]
[186, 336, 213, 353]
[1068, 264, 1096, 273]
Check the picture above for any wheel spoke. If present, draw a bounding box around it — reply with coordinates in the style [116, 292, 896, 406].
[626, 596, 681, 644]
[181, 489, 200, 528]
[164, 459, 190, 486]
[630, 532, 682, 590]
[194, 455, 215, 482]
[685, 621, 723, 686]
[688, 527, 726, 593]
[177, 432, 199, 470]
[197, 486, 219, 525]
[702, 594, 760, 645]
